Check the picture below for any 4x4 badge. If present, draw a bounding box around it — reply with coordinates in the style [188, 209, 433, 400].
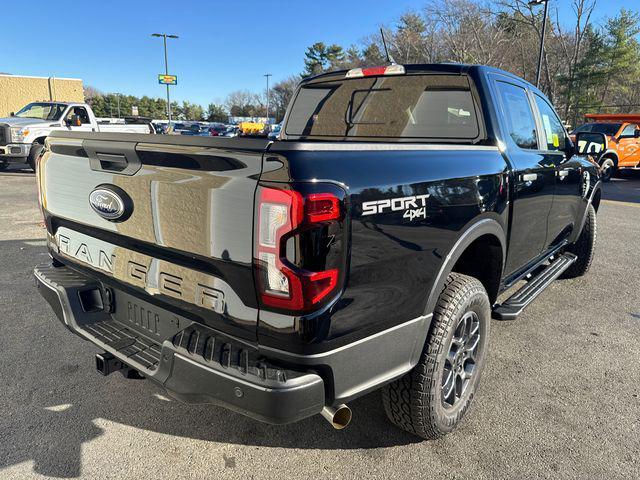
[361, 194, 430, 221]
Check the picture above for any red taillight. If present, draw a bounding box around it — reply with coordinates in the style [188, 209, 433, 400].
[254, 185, 343, 312]
[305, 193, 341, 223]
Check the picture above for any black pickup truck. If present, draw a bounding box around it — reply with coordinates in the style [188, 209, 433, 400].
[34, 64, 604, 439]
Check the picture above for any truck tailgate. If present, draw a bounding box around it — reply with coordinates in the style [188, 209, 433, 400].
[39, 132, 269, 341]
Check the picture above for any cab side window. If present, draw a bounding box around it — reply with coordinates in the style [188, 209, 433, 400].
[66, 107, 91, 125]
[533, 95, 567, 152]
[74, 107, 91, 125]
[495, 81, 538, 150]
[620, 124, 638, 138]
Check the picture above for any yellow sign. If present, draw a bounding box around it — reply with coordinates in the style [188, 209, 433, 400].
[158, 74, 177, 85]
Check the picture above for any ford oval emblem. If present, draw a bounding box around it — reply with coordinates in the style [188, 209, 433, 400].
[89, 186, 132, 221]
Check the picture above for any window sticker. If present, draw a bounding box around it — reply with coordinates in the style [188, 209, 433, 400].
[542, 114, 553, 142]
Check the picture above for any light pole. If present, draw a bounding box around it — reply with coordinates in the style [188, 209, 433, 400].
[264, 73, 272, 123]
[529, 0, 549, 88]
[151, 33, 179, 126]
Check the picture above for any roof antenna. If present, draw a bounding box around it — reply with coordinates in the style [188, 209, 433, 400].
[380, 27, 396, 65]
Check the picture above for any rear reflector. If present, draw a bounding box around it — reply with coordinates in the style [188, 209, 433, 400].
[345, 64, 405, 78]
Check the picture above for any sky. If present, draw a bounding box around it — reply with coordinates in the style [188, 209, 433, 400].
[1, 0, 635, 107]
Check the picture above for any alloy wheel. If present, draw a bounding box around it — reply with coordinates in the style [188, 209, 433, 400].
[441, 311, 481, 409]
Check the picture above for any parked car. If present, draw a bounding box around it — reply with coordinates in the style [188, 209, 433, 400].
[0, 102, 154, 171]
[180, 124, 210, 136]
[221, 125, 239, 137]
[152, 122, 168, 134]
[168, 123, 187, 134]
[268, 123, 282, 140]
[208, 124, 227, 136]
[34, 63, 602, 439]
[571, 114, 640, 181]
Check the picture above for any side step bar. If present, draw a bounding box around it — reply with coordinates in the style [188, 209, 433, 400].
[493, 253, 577, 321]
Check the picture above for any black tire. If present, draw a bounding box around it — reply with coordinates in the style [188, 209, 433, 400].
[599, 156, 616, 182]
[382, 273, 491, 440]
[562, 204, 597, 278]
[0, 162, 8, 171]
[27, 142, 43, 172]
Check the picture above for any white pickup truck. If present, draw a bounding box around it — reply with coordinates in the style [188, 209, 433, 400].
[0, 102, 154, 171]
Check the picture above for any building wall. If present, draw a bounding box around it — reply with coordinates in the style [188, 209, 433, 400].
[0, 75, 84, 117]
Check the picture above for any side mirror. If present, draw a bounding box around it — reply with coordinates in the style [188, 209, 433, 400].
[575, 132, 607, 160]
[9, 112, 14, 117]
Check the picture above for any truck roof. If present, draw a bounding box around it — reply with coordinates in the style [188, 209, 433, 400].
[299, 63, 543, 101]
[584, 113, 640, 123]
[36, 101, 74, 105]
[301, 63, 527, 85]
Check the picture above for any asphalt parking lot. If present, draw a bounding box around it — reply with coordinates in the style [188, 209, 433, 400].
[0, 164, 638, 479]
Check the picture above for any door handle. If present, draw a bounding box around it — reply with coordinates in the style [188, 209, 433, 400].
[521, 173, 538, 182]
[557, 169, 570, 178]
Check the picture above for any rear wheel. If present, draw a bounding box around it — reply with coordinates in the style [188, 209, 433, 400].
[562, 204, 597, 278]
[599, 156, 616, 182]
[382, 273, 491, 440]
[27, 142, 43, 172]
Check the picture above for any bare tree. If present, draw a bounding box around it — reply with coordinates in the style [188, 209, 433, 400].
[225, 90, 261, 117]
[553, 0, 597, 117]
[270, 76, 300, 121]
[423, 0, 509, 66]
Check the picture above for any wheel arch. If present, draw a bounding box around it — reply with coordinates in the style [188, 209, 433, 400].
[424, 218, 506, 314]
[33, 136, 47, 145]
[569, 180, 602, 244]
[600, 150, 618, 166]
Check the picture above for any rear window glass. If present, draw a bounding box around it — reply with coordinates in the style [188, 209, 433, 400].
[285, 74, 480, 140]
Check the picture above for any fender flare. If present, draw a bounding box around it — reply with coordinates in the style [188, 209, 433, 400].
[569, 180, 602, 244]
[424, 218, 506, 315]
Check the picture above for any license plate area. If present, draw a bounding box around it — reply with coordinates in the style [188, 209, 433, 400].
[111, 289, 190, 342]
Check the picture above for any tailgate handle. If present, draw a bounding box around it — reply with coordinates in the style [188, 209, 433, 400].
[96, 153, 128, 172]
[83, 140, 142, 176]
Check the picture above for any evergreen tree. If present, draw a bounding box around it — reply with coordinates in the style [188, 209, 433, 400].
[303, 42, 345, 76]
[206, 103, 228, 122]
[600, 9, 640, 105]
[362, 44, 385, 66]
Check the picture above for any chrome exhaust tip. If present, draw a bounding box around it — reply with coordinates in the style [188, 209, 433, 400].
[321, 404, 352, 429]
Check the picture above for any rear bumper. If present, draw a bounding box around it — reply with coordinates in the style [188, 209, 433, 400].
[35, 261, 431, 424]
[0, 143, 29, 159]
[34, 263, 325, 425]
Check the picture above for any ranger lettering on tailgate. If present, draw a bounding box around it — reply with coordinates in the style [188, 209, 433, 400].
[53, 229, 225, 314]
